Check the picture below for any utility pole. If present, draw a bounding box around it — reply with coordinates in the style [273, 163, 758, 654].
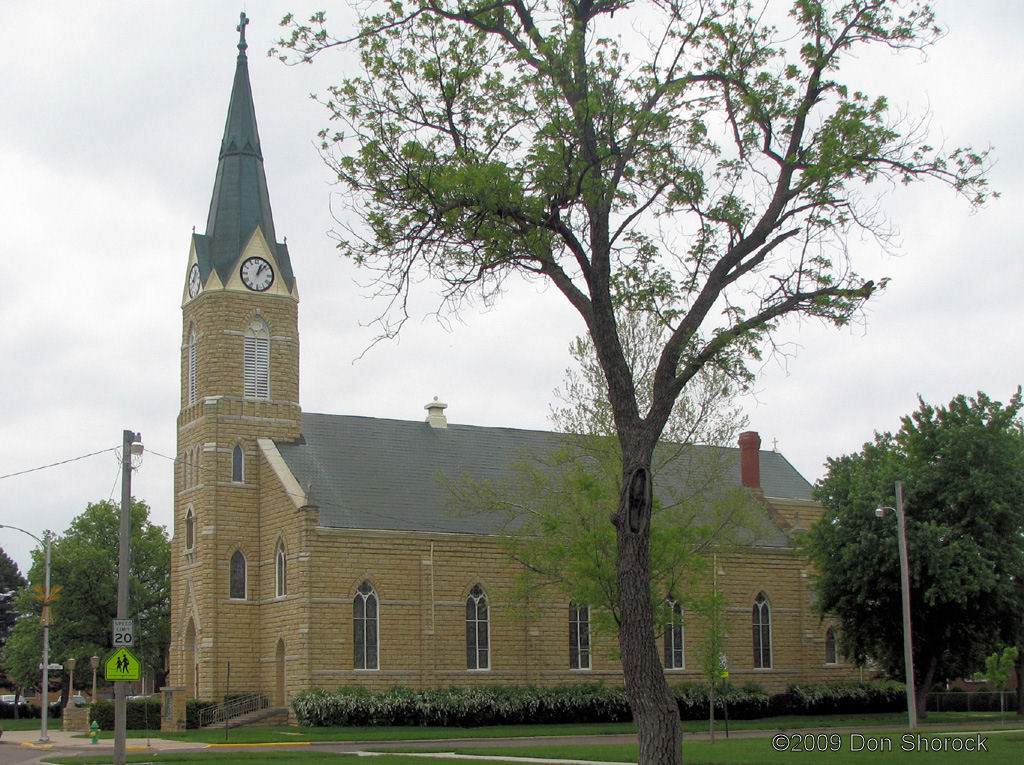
[114, 430, 142, 765]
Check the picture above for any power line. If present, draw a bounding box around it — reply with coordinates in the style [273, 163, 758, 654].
[0, 447, 119, 482]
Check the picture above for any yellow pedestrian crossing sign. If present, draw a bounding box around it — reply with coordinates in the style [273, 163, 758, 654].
[105, 648, 141, 681]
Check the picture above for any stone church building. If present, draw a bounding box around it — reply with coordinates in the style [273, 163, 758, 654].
[168, 17, 857, 709]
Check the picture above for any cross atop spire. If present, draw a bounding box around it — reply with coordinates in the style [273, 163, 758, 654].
[193, 13, 295, 292]
[237, 11, 249, 55]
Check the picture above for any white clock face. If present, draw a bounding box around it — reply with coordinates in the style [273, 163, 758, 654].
[240, 257, 274, 291]
[188, 263, 202, 298]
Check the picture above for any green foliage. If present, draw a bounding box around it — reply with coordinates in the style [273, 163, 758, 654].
[186, 699, 218, 730]
[277, 2, 994, 757]
[291, 685, 633, 727]
[984, 646, 1019, 693]
[806, 391, 1024, 701]
[773, 681, 906, 716]
[672, 682, 770, 720]
[16, 500, 170, 689]
[274, 1, 990, 391]
[289, 681, 904, 726]
[1, 614, 42, 693]
[89, 699, 162, 731]
[448, 313, 759, 633]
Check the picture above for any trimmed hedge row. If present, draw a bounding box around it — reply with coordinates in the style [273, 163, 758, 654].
[291, 681, 906, 727]
[0, 702, 61, 720]
[87, 699, 223, 730]
[90, 699, 163, 731]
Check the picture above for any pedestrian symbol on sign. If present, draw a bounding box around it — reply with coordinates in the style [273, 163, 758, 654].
[104, 648, 141, 681]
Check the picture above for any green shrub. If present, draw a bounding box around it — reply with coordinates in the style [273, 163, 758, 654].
[291, 684, 631, 727]
[671, 682, 769, 720]
[290, 680, 906, 728]
[770, 681, 905, 715]
[89, 699, 162, 731]
[185, 699, 218, 729]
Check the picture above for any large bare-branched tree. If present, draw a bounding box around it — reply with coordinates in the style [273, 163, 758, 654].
[276, 2, 991, 760]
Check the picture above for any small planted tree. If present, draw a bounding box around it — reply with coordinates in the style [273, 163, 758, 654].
[984, 646, 1018, 723]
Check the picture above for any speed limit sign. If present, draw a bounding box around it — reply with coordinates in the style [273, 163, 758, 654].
[112, 619, 135, 647]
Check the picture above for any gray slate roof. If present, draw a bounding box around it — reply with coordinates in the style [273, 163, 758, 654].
[275, 413, 812, 545]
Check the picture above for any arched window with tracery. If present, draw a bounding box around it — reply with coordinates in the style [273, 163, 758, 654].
[353, 580, 379, 670]
[243, 317, 270, 399]
[752, 591, 772, 669]
[466, 584, 489, 670]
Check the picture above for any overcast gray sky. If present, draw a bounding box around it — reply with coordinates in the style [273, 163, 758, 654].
[1, 0, 1021, 576]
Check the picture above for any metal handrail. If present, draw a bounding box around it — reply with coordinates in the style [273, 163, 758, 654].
[197, 693, 268, 728]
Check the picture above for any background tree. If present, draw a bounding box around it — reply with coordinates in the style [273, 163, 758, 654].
[0, 547, 26, 686]
[806, 391, 1024, 720]
[276, 2, 991, 759]
[16, 499, 170, 703]
[1, 616, 43, 715]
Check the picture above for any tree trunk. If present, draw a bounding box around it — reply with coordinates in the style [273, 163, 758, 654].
[614, 463, 682, 764]
[708, 681, 715, 743]
[916, 655, 937, 722]
[1015, 650, 1023, 718]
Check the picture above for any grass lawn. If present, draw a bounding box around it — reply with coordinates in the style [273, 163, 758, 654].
[43, 731, 1024, 765]
[78, 710, 1020, 745]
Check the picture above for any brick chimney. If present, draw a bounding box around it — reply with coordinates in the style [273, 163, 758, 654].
[738, 430, 761, 489]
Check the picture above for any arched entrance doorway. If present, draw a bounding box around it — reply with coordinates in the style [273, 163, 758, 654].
[275, 638, 285, 706]
[184, 619, 198, 699]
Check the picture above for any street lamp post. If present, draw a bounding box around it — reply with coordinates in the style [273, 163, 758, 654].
[114, 429, 143, 765]
[66, 657, 76, 706]
[876, 481, 917, 729]
[91, 655, 99, 702]
[0, 523, 52, 744]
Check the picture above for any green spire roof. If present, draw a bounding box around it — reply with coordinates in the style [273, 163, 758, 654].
[197, 12, 294, 290]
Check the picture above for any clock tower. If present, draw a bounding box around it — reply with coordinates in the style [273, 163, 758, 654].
[171, 12, 301, 700]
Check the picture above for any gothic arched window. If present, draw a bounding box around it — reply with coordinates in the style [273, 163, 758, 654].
[664, 599, 685, 670]
[275, 540, 287, 598]
[825, 627, 838, 664]
[466, 585, 489, 670]
[229, 550, 247, 599]
[231, 444, 244, 483]
[243, 317, 270, 399]
[353, 580, 379, 670]
[752, 591, 772, 669]
[184, 507, 195, 551]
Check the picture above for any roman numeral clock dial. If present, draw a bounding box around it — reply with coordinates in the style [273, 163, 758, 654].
[188, 263, 202, 298]
[240, 256, 274, 291]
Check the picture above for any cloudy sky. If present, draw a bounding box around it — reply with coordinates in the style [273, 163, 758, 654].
[1, 0, 1021, 576]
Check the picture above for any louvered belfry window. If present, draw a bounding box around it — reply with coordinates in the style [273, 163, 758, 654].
[243, 318, 270, 399]
[187, 325, 198, 404]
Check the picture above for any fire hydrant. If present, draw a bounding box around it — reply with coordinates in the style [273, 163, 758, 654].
[90, 720, 100, 744]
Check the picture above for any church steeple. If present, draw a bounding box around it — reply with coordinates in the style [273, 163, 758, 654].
[196, 12, 295, 291]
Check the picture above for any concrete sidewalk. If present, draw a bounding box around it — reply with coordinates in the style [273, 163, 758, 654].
[1, 726, 207, 752]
